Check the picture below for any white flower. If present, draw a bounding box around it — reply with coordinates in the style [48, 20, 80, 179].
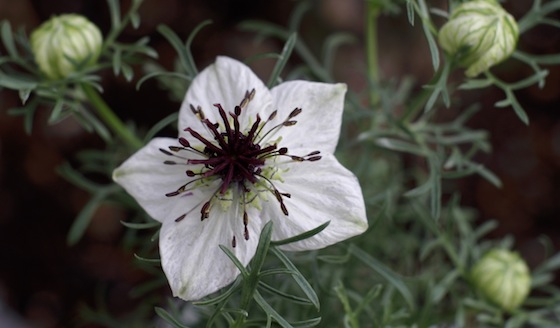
[113, 57, 368, 301]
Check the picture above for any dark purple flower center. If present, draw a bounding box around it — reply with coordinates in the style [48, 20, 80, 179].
[159, 89, 321, 245]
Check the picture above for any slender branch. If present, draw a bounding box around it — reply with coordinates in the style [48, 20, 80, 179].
[81, 83, 143, 150]
[366, 1, 381, 107]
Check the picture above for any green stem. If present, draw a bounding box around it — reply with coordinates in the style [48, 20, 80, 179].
[366, 1, 380, 107]
[400, 64, 445, 124]
[81, 84, 143, 150]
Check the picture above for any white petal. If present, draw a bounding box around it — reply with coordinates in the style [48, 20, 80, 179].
[266, 153, 367, 251]
[160, 193, 263, 301]
[112, 137, 205, 223]
[270, 81, 347, 154]
[178, 56, 273, 137]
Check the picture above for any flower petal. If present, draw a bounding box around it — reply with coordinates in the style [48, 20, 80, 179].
[113, 137, 204, 223]
[178, 56, 273, 137]
[266, 153, 367, 251]
[159, 193, 263, 301]
[270, 81, 347, 154]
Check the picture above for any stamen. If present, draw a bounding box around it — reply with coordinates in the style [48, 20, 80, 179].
[164, 90, 320, 242]
[175, 214, 186, 222]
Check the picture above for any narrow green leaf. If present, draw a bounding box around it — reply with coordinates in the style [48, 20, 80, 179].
[1, 21, 18, 58]
[143, 111, 179, 142]
[120, 220, 160, 229]
[130, 12, 141, 29]
[459, 78, 493, 90]
[254, 290, 294, 328]
[406, 0, 415, 26]
[106, 0, 122, 30]
[112, 48, 122, 76]
[267, 33, 297, 88]
[374, 138, 425, 156]
[252, 221, 273, 274]
[67, 192, 107, 245]
[349, 245, 415, 310]
[271, 247, 320, 310]
[258, 281, 314, 305]
[185, 20, 212, 75]
[291, 318, 322, 328]
[121, 63, 134, 81]
[57, 162, 103, 192]
[193, 278, 241, 306]
[0, 73, 38, 90]
[133, 253, 161, 264]
[219, 245, 249, 278]
[158, 25, 191, 74]
[154, 307, 191, 328]
[271, 221, 329, 246]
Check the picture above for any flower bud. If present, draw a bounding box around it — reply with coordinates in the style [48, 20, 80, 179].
[470, 249, 531, 312]
[30, 14, 102, 80]
[438, 0, 519, 77]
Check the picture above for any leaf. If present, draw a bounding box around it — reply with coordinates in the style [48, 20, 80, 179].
[271, 247, 320, 310]
[133, 253, 161, 264]
[349, 245, 415, 310]
[254, 290, 294, 328]
[120, 220, 160, 229]
[184, 20, 212, 75]
[258, 281, 314, 306]
[267, 32, 297, 88]
[271, 221, 329, 246]
[1, 21, 18, 58]
[0, 73, 38, 90]
[154, 307, 191, 328]
[67, 191, 110, 245]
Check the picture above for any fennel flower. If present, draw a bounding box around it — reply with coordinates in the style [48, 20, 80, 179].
[438, 0, 519, 77]
[30, 14, 102, 79]
[471, 249, 531, 312]
[113, 56, 368, 301]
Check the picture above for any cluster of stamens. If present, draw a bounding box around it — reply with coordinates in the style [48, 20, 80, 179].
[159, 89, 321, 246]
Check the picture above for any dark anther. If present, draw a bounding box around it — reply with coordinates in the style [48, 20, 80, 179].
[186, 170, 196, 177]
[289, 107, 302, 118]
[308, 156, 322, 161]
[164, 160, 177, 165]
[159, 148, 173, 156]
[283, 120, 297, 126]
[201, 201, 211, 220]
[179, 137, 190, 147]
[232, 236, 236, 248]
[175, 214, 186, 222]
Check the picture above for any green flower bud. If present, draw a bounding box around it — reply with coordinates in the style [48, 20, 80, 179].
[438, 0, 519, 77]
[30, 14, 102, 80]
[470, 249, 531, 312]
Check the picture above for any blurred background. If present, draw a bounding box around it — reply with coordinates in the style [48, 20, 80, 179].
[1, 0, 560, 327]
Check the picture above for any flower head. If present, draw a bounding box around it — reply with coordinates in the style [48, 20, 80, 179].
[31, 14, 102, 80]
[113, 57, 368, 301]
[438, 0, 519, 77]
[470, 249, 531, 312]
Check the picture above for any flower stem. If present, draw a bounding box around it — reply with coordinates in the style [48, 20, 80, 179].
[81, 83, 143, 150]
[366, 1, 381, 107]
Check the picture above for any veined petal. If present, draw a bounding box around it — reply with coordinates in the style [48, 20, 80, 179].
[270, 81, 347, 154]
[267, 153, 367, 251]
[113, 137, 205, 223]
[160, 194, 262, 301]
[179, 56, 273, 138]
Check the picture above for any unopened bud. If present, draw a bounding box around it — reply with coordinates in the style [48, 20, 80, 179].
[470, 249, 531, 312]
[31, 14, 102, 80]
[438, 0, 519, 77]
